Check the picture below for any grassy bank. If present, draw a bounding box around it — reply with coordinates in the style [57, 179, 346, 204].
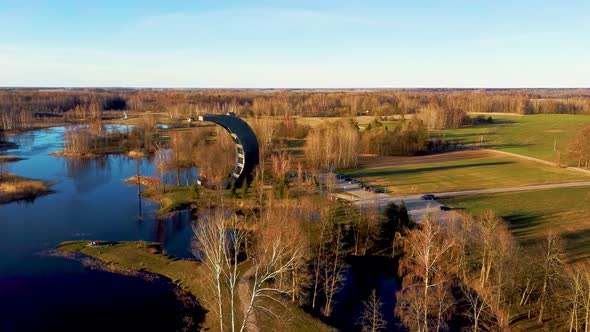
[139, 185, 204, 215]
[343, 154, 589, 195]
[0, 173, 54, 204]
[57, 240, 335, 332]
[440, 187, 590, 261]
[435, 114, 590, 164]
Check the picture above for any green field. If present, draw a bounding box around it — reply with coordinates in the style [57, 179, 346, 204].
[435, 114, 590, 164]
[343, 154, 589, 195]
[439, 187, 590, 261]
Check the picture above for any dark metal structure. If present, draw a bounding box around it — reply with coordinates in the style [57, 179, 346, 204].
[198, 113, 259, 189]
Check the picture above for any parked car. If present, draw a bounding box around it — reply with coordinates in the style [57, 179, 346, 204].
[344, 178, 353, 183]
[439, 205, 452, 211]
[421, 194, 436, 200]
[373, 188, 385, 193]
[351, 179, 361, 184]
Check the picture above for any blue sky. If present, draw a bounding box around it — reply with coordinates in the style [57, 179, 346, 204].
[0, 0, 588, 88]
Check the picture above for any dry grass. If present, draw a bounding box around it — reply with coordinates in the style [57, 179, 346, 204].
[127, 149, 145, 158]
[0, 155, 24, 163]
[49, 151, 99, 158]
[0, 174, 52, 203]
[124, 175, 159, 187]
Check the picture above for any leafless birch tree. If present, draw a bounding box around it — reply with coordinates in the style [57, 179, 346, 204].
[358, 289, 387, 332]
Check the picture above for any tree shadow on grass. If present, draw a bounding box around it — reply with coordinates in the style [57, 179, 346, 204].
[503, 213, 545, 239]
[561, 229, 590, 261]
[483, 143, 535, 149]
[433, 132, 501, 140]
[471, 118, 519, 127]
[354, 161, 515, 178]
[286, 139, 305, 148]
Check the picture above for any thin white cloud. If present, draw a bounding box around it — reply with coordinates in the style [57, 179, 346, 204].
[134, 8, 399, 30]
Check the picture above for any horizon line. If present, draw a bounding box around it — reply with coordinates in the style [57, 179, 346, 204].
[1, 86, 590, 91]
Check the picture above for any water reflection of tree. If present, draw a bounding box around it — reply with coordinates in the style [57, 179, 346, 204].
[9, 130, 36, 151]
[65, 156, 111, 193]
[151, 210, 193, 253]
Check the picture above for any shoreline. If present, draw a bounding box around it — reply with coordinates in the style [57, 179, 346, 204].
[56, 240, 336, 332]
[46, 245, 205, 331]
[56, 240, 211, 330]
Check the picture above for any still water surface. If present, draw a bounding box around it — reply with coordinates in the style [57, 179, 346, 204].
[0, 126, 196, 332]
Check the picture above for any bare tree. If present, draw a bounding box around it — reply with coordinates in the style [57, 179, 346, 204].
[192, 208, 233, 332]
[564, 265, 585, 332]
[194, 127, 235, 188]
[358, 289, 387, 332]
[537, 232, 565, 323]
[307, 199, 348, 317]
[305, 120, 359, 171]
[322, 224, 348, 317]
[270, 144, 291, 198]
[350, 201, 380, 256]
[461, 283, 492, 332]
[476, 211, 498, 288]
[193, 200, 310, 332]
[64, 126, 93, 155]
[396, 213, 456, 332]
[569, 125, 590, 169]
[240, 205, 306, 331]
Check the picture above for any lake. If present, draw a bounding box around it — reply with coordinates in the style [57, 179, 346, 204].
[0, 126, 199, 332]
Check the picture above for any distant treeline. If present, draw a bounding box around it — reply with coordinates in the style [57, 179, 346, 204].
[2, 89, 590, 130]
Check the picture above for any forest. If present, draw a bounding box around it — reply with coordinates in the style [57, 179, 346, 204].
[2, 88, 590, 132]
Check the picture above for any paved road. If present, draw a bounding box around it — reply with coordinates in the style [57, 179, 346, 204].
[334, 179, 590, 222]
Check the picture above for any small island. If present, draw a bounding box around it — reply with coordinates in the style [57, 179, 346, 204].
[0, 156, 54, 204]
